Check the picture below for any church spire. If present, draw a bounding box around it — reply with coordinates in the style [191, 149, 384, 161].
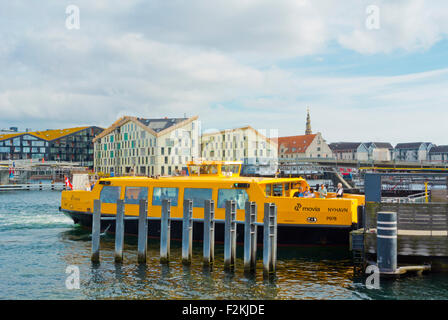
[305, 108, 312, 135]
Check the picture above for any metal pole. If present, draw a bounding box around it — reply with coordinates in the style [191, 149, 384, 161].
[160, 199, 171, 264]
[270, 203, 277, 273]
[91, 199, 101, 263]
[203, 199, 215, 267]
[182, 199, 193, 265]
[377, 211, 397, 274]
[137, 199, 148, 263]
[263, 203, 277, 276]
[244, 201, 257, 273]
[224, 200, 236, 271]
[114, 199, 125, 263]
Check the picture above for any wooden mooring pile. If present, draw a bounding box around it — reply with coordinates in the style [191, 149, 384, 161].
[91, 199, 278, 277]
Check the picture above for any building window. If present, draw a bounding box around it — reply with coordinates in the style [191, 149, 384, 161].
[32, 141, 45, 147]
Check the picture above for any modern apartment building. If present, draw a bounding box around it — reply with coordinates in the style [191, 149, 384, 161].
[200, 126, 278, 164]
[0, 126, 103, 167]
[93, 115, 200, 176]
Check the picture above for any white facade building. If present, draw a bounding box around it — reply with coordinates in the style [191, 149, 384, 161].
[93, 116, 200, 176]
[278, 133, 333, 162]
[201, 126, 278, 175]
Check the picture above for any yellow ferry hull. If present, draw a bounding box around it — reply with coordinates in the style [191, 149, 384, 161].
[61, 161, 365, 245]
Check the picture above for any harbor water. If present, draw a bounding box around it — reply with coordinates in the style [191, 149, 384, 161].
[1, 191, 448, 300]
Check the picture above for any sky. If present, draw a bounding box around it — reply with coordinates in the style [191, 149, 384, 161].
[0, 0, 447, 145]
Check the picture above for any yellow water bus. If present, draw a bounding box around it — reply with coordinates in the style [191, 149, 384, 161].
[60, 161, 365, 245]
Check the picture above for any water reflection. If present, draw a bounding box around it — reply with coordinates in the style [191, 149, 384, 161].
[56, 227, 358, 299]
[56, 226, 448, 300]
[114, 263, 124, 281]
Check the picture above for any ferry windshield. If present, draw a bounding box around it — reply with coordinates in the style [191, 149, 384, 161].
[200, 165, 218, 175]
[222, 164, 239, 175]
[188, 164, 218, 175]
[189, 165, 200, 175]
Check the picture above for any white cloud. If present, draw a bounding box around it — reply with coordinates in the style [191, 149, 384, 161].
[0, 0, 447, 145]
[337, 0, 448, 54]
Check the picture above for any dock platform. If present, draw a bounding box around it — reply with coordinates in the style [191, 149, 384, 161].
[351, 202, 448, 272]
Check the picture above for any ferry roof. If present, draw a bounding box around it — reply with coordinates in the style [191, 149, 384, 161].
[187, 160, 243, 165]
[99, 175, 308, 185]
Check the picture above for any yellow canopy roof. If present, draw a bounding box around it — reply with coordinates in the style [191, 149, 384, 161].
[0, 126, 91, 142]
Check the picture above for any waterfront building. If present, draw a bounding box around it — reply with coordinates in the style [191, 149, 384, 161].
[278, 133, 333, 162]
[93, 115, 200, 176]
[364, 142, 394, 161]
[394, 142, 433, 162]
[329, 142, 364, 161]
[277, 108, 333, 162]
[201, 126, 278, 165]
[329, 142, 394, 162]
[428, 145, 448, 163]
[0, 126, 103, 167]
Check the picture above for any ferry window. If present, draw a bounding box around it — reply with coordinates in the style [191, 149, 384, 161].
[273, 184, 283, 196]
[285, 183, 290, 191]
[100, 186, 121, 204]
[124, 187, 148, 205]
[217, 189, 248, 210]
[184, 188, 213, 208]
[152, 187, 178, 206]
[265, 184, 272, 197]
[292, 182, 302, 190]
